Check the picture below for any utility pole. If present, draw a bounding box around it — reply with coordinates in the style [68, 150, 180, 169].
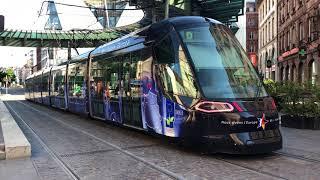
[5, 75, 8, 94]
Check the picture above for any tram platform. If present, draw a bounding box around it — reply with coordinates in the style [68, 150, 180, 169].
[0, 94, 31, 160]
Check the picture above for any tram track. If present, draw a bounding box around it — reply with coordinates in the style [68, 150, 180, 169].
[4, 101, 80, 180]
[11, 100, 185, 180]
[213, 156, 289, 180]
[8, 99, 318, 180]
[273, 151, 320, 164]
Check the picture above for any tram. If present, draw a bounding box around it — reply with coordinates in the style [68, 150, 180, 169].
[25, 16, 282, 154]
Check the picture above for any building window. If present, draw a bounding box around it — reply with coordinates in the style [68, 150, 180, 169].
[250, 44, 254, 52]
[287, 31, 290, 50]
[299, 22, 304, 41]
[268, 21, 271, 41]
[292, 25, 296, 47]
[249, 32, 254, 39]
[308, 18, 312, 40]
[272, 18, 274, 38]
[309, 60, 317, 85]
[298, 62, 304, 83]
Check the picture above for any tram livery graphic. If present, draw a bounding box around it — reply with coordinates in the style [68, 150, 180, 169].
[25, 16, 282, 154]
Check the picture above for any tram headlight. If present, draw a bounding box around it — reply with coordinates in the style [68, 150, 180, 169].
[195, 101, 234, 113]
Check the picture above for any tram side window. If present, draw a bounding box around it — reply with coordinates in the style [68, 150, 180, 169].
[122, 54, 131, 97]
[42, 75, 49, 93]
[154, 35, 175, 64]
[69, 63, 86, 98]
[53, 70, 65, 97]
[130, 51, 142, 98]
[108, 57, 121, 98]
[155, 34, 198, 98]
[91, 61, 105, 99]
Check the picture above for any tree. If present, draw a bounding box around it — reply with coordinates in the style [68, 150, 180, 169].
[0, 70, 6, 83]
[6, 68, 16, 82]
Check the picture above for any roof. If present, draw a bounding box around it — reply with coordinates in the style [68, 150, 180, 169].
[0, 0, 244, 48]
[0, 29, 123, 48]
[169, 0, 245, 24]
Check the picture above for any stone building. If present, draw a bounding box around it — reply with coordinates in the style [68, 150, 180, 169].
[277, 0, 320, 85]
[246, 2, 259, 69]
[257, 0, 278, 80]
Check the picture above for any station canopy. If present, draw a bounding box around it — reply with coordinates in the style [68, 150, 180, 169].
[0, 25, 140, 48]
[0, 0, 244, 48]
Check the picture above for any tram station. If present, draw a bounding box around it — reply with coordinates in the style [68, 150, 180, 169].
[1, 0, 320, 179]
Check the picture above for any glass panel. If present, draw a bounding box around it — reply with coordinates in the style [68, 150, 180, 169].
[179, 24, 267, 99]
[122, 54, 131, 98]
[109, 58, 121, 98]
[130, 51, 142, 98]
[53, 69, 66, 97]
[155, 34, 199, 98]
[68, 63, 86, 98]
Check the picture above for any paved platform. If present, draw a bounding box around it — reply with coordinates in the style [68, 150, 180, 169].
[0, 94, 31, 159]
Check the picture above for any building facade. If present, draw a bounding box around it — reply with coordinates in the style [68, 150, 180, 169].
[277, 0, 320, 85]
[246, 2, 259, 69]
[257, 0, 278, 80]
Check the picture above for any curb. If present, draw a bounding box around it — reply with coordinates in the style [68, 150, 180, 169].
[0, 100, 31, 159]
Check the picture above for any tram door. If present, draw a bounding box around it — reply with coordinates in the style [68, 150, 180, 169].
[121, 52, 143, 128]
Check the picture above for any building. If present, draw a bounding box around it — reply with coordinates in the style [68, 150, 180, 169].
[20, 50, 34, 85]
[277, 0, 320, 85]
[246, 1, 259, 69]
[257, 0, 278, 80]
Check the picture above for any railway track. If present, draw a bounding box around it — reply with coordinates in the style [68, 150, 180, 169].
[6, 100, 185, 180]
[273, 151, 320, 164]
[6, 99, 320, 180]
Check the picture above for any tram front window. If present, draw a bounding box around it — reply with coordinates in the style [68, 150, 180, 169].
[179, 24, 267, 99]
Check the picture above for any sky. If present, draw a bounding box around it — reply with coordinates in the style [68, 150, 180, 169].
[0, 0, 252, 68]
[0, 0, 103, 68]
[0, 0, 143, 68]
[0, 0, 41, 68]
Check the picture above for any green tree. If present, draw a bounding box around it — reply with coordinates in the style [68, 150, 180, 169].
[6, 68, 15, 82]
[0, 70, 6, 83]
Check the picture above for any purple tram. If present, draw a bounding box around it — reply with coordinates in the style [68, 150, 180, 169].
[25, 16, 282, 154]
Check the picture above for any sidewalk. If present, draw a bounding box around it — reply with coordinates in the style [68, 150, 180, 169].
[0, 95, 31, 159]
[280, 126, 320, 160]
[0, 92, 39, 180]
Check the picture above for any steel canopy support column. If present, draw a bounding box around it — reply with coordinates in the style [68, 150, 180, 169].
[68, 42, 71, 61]
[184, 0, 192, 15]
[164, 0, 169, 19]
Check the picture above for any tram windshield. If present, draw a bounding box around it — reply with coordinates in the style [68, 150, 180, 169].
[178, 24, 267, 99]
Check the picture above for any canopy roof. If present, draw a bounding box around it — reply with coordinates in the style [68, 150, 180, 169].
[0, 0, 244, 48]
[0, 28, 128, 47]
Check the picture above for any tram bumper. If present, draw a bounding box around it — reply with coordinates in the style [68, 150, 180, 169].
[201, 129, 282, 154]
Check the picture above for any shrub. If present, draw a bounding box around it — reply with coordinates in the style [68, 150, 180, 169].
[272, 81, 320, 117]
